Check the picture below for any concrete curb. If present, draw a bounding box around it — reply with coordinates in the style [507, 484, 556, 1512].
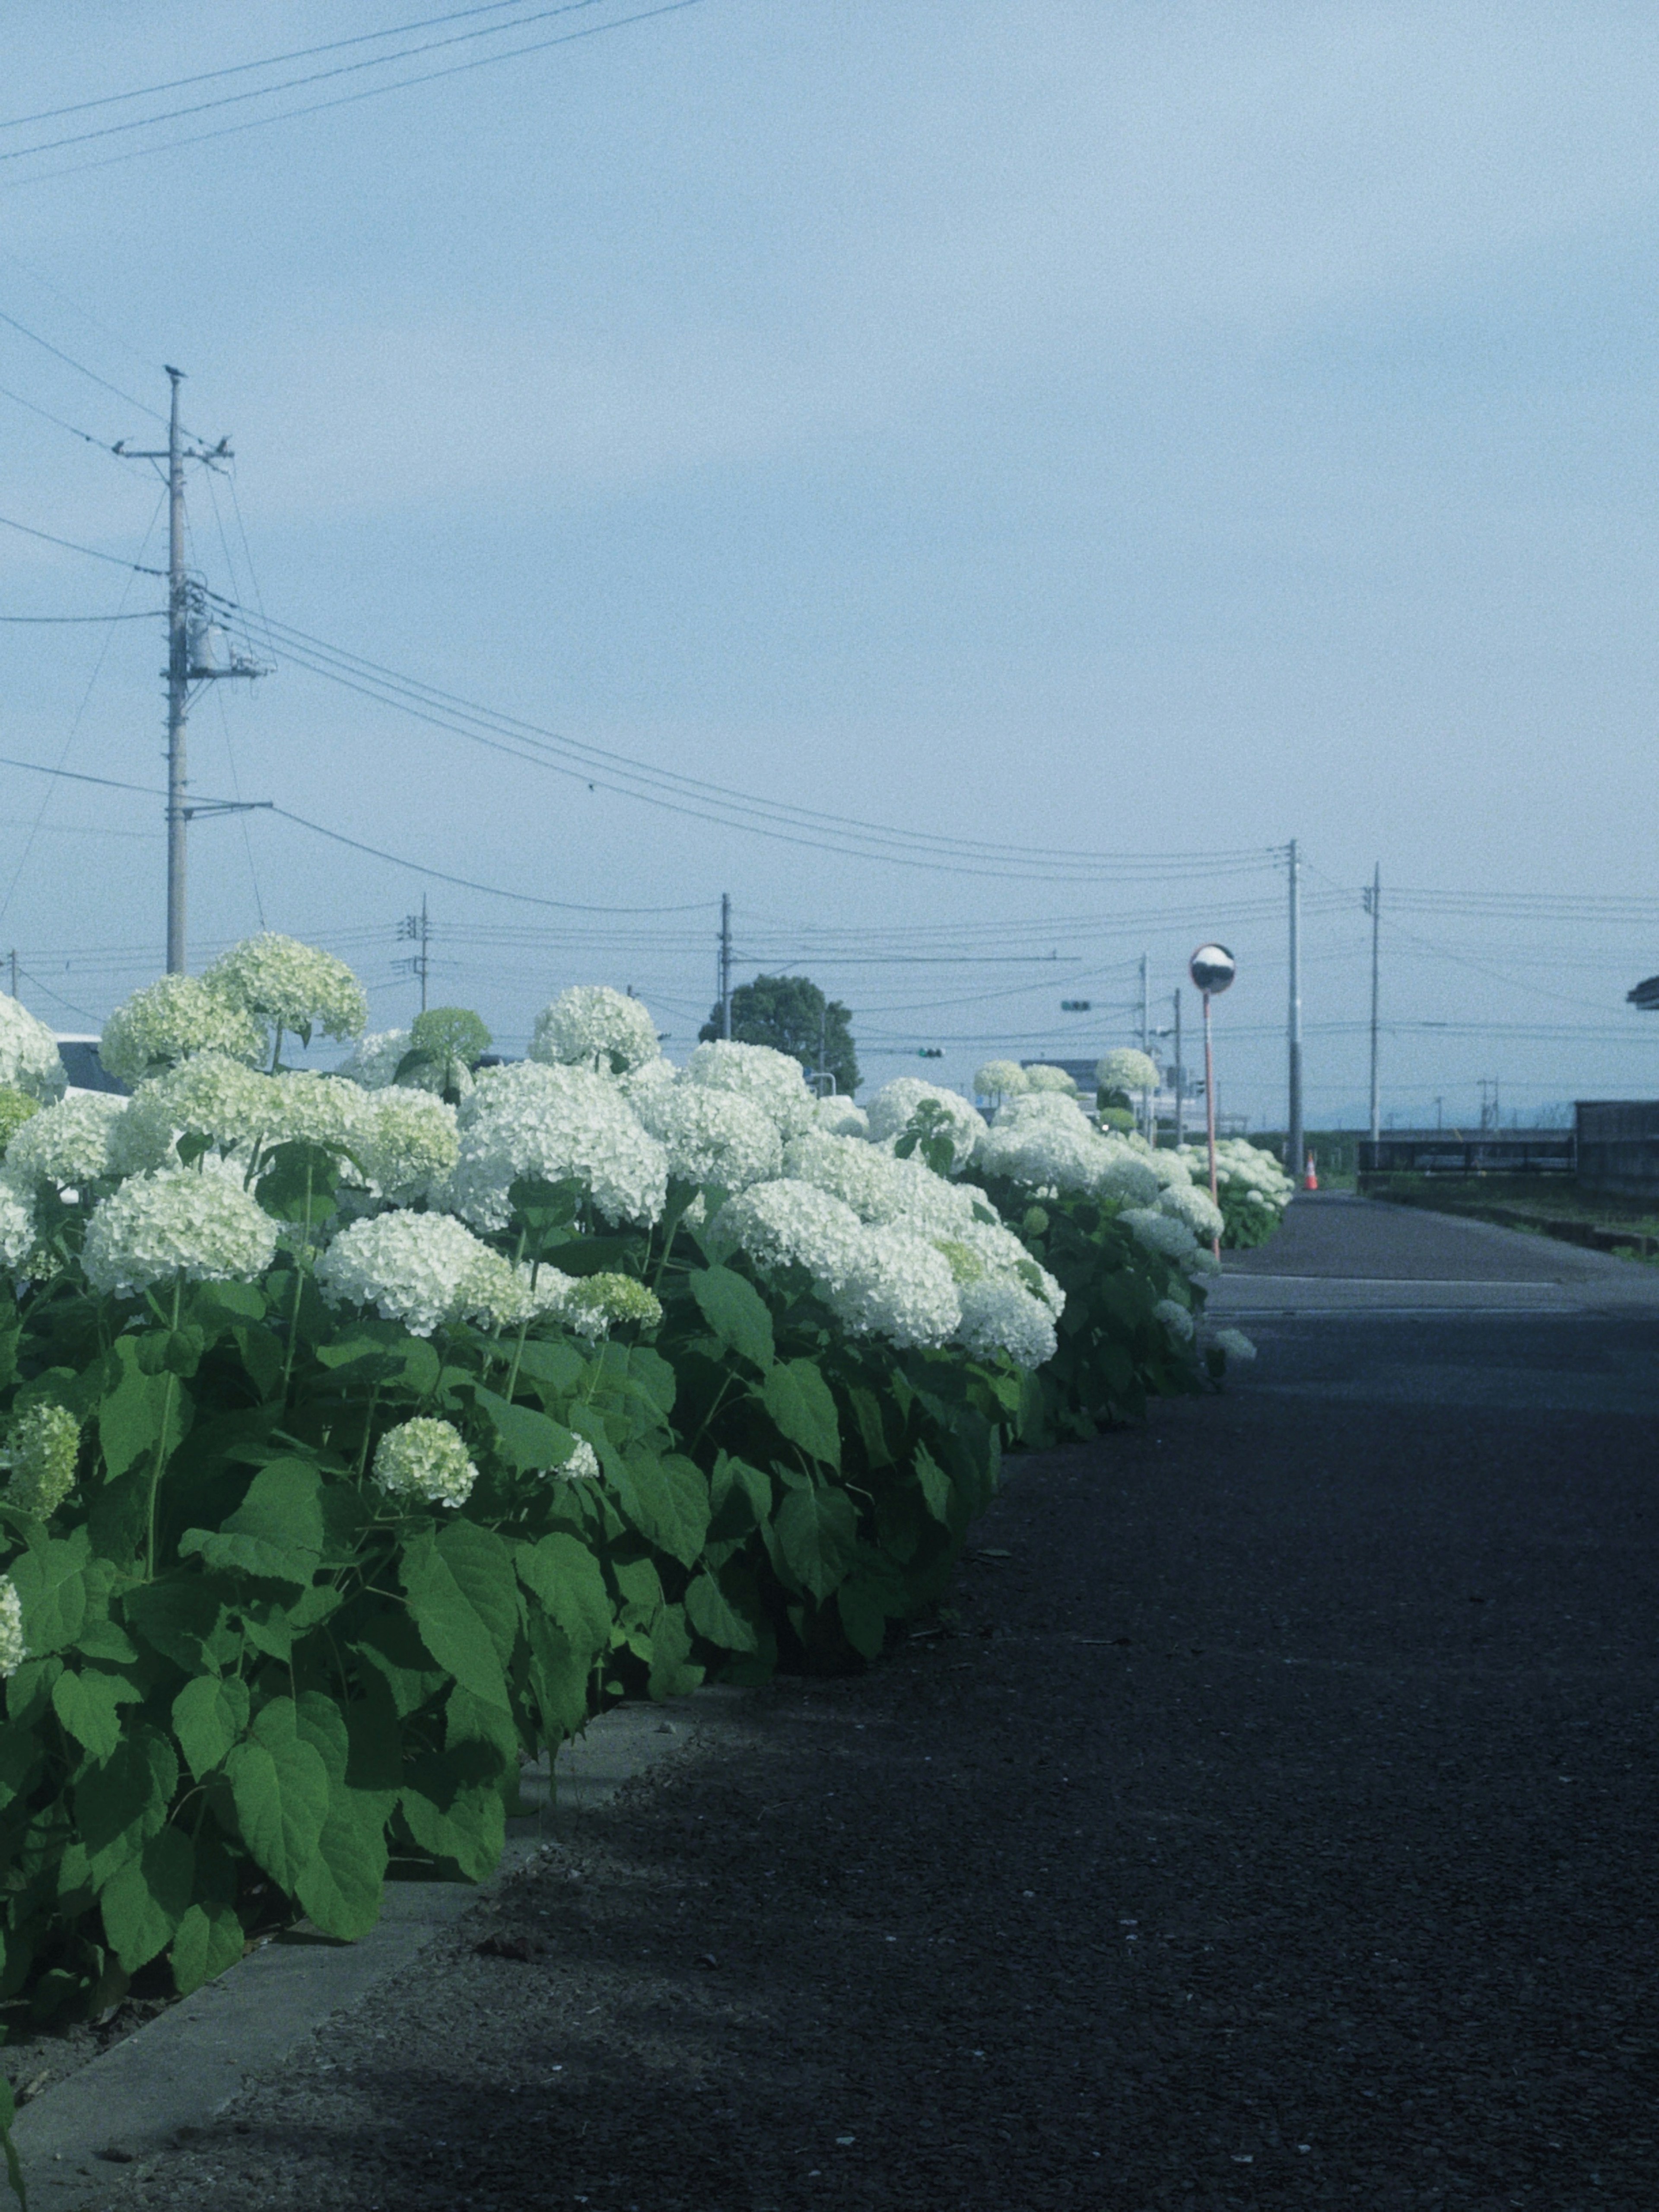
[11, 1689, 751, 2211]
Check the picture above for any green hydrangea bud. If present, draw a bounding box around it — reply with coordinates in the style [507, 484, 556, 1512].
[1022, 1206, 1050, 1237]
[564, 1272, 663, 1339]
[0, 1086, 41, 1155]
[6, 1402, 79, 1519]
[372, 1417, 477, 1509]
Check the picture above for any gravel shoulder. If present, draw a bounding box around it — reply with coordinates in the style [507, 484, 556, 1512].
[25, 1216, 1659, 2211]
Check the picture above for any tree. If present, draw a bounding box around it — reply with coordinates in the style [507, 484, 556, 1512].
[699, 974, 861, 1095]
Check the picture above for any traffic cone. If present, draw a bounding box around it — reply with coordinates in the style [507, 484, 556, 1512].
[1303, 1150, 1319, 1191]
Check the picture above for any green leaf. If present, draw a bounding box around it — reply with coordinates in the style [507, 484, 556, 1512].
[398, 1752, 504, 1881]
[121, 1574, 233, 1672]
[294, 1792, 388, 1942]
[514, 1533, 612, 1656]
[689, 1264, 775, 1369]
[99, 1826, 194, 1973]
[470, 1385, 569, 1474]
[0, 2069, 22, 2212]
[773, 1482, 858, 1602]
[172, 1674, 251, 1782]
[191, 1279, 267, 1328]
[73, 1619, 138, 1664]
[512, 1338, 585, 1398]
[352, 1610, 447, 1720]
[9, 1531, 89, 1654]
[433, 1520, 520, 1663]
[169, 1899, 245, 1996]
[315, 1324, 440, 1397]
[913, 1443, 953, 1526]
[224, 1698, 330, 1892]
[847, 1385, 894, 1468]
[400, 1528, 512, 1711]
[178, 1457, 324, 1587]
[646, 1602, 702, 1700]
[52, 1666, 139, 1761]
[254, 1139, 341, 1227]
[76, 1724, 178, 1886]
[524, 1613, 591, 1741]
[708, 1452, 772, 1541]
[683, 1570, 759, 1655]
[623, 1344, 677, 1421]
[98, 1336, 192, 1479]
[762, 1359, 841, 1470]
[610, 1554, 663, 1628]
[836, 1576, 889, 1660]
[232, 1322, 287, 1402]
[608, 1450, 709, 1569]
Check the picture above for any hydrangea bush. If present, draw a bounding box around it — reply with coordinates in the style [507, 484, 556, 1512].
[1177, 1136, 1295, 1247]
[0, 945, 1255, 2039]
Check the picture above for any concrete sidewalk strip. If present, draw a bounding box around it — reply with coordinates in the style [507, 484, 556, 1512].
[10, 1694, 747, 2210]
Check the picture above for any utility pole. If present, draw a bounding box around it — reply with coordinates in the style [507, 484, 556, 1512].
[6, 952, 15, 1003]
[117, 370, 261, 973]
[718, 893, 733, 1038]
[1364, 862, 1381, 1147]
[1172, 987, 1184, 1148]
[1287, 838, 1303, 1179]
[1138, 953, 1150, 1141]
[398, 897, 431, 1011]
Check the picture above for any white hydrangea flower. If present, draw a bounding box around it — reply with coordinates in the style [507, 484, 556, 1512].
[1023, 1064, 1078, 1096]
[445, 1061, 667, 1230]
[0, 995, 66, 1103]
[811, 1094, 869, 1138]
[685, 1039, 817, 1140]
[6, 1402, 80, 1518]
[955, 1215, 1064, 1316]
[530, 985, 660, 1076]
[315, 1210, 498, 1337]
[1214, 1328, 1257, 1363]
[619, 1055, 678, 1104]
[2, 1092, 128, 1191]
[99, 974, 265, 1089]
[1154, 1297, 1195, 1342]
[1093, 1141, 1164, 1208]
[455, 1247, 575, 1331]
[973, 1059, 1029, 1103]
[373, 1417, 477, 1509]
[334, 1029, 414, 1090]
[955, 1276, 1058, 1369]
[0, 1575, 26, 1678]
[829, 1224, 961, 1351]
[113, 1054, 279, 1173]
[1095, 1049, 1160, 1095]
[1158, 1182, 1224, 1242]
[264, 1071, 372, 1154]
[205, 933, 368, 1044]
[864, 1078, 985, 1169]
[0, 1178, 36, 1270]
[632, 1079, 783, 1191]
[356, 1087, 461, 1205]
[976, 1094, 1107, 1195]
[710, 1179, 871, 1293]
[563, 1273, 664, 1339]
[1144, 1149, 1193, 1190]
[82, 1166, 280, 1297]
[556, 1437, 601, 1481]
[1118, 1207, 1199, 1264]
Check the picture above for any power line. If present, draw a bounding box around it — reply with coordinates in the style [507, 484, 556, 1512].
[0, 508, 165, 574]
[0, 0, 711, 191]
[0, 376, 114, 449]
[0, 304, 166, 421]
[0, 608, 155, 622]
[0, 2, 543, 130]
[0, 2, 605, 165]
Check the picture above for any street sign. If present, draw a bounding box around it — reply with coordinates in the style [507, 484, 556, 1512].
[1189, 943, 1236, 995]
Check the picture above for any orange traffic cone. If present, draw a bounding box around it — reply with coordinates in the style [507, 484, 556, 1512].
[1303, 1150, 1319, 1191]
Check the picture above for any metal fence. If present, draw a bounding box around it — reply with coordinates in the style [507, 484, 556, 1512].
[1356, 1130, 1575, 1176]
[1575, 1101, 1659, 1199]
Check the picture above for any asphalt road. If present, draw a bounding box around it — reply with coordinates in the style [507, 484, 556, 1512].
[92, 1203, 1659, 2212]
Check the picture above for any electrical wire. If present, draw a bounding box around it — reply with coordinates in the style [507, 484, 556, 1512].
[0, 377, 116, 449]
[0, 305, 165, 422]
[0, 0, 711, 191]
[0, 609, 155, 622]
[0, 2, 544, 130]
[0, 508, 165, 574]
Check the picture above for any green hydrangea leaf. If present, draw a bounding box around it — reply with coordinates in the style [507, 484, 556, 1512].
[608, 1449, 709, 1569]
[524, 1612, 592, 1741]
[178, 1458, 324, 1587]
[400, 1528, 511, 1712]
[75, 1723, 178, 1887]
[772, 1482, 858, 1602]
[51, 1665, 140, 1762]
[99, 1825, 194, 1973]
[172, 1674, 251, 1782]
[470, 1385, 568, 1475]
[762, 1360, 841, 1471]
[913, 1443, 953, 1526]
[683, 1570, 759, 1655]
[9, 1530, 91, 1655]
[514, 1533, 611, 1656]
[223, 1698, 331, 1892]
[169, 1898, 245, 1996]
[646, 1602, 702, 1700]
[398, 1752, 504, 1881]
[294, 1790, 389, 1942]
[690, 1265, 775, 1370]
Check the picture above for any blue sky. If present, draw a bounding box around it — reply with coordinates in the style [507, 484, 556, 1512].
[0, 1, 1656, 1124]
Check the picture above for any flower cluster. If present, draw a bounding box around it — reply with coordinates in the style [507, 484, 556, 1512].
[0, 1576, 25, 1679]
[456, 1248, 574, 1332]
[335, 1030, 418, 1090]
[531, 985, 661, 1077]
[1153, 1296, 1195, 1343]
[0, 1180, 35, 1271]
[316, 1210, 500, 1337]
[0, 996, 66, 1104]
[81, 1166, 279, 1298]
[1156, 1180, 1225, 1244]
[1095, 1049, 1160, 1096]
[3, 1092, 128, 1192]
[632, 1079, 783, 1192]
[1176, 1138, 1294, 1246]
[864, 1077, 985, 1168]
[99, 973, 265, 1088]
[206, 933, 368, 1046]
[114, 1053, 277, 1173]
[0, 1088, 41, 1154]
[556, 1437, 601, 1481]
[355, 1087, 460, 1205]
[685, 1040, 818, 1141]
[1023, 1065, 1078, 1095]
[448, 1062, 667, 1230]
[812, 1095, 869, 1137]
[564, 1273, 663, 1339]
[973, 1060, 1028, 1103]
[373, 1417, 477, 1508]
[1214, 1328, 1257, 1364]
[6, 1402, 80, 1519]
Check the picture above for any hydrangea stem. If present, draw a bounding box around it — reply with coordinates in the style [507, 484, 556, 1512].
[143, 1277, 183, 1582]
